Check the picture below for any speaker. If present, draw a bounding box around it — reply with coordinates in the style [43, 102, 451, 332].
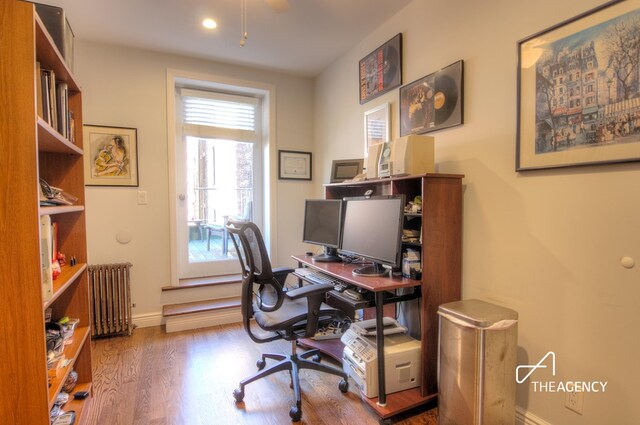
[387, 135, 435, 176]
[366, 143, 383, 179]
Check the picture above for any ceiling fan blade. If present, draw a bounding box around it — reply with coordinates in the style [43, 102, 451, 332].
[265, 0, 290, 13]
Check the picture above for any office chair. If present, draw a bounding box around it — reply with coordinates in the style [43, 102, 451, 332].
[226, 218, 349, 422]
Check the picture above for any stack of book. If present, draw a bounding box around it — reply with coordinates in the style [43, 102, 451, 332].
[36, 61, 74, 142]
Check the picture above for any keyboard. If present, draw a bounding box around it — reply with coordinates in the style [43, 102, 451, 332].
[295, 268, 336, 285]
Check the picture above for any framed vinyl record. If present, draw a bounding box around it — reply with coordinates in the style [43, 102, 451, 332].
[400, 60, 464, 136]
[359, 33, 403, 104]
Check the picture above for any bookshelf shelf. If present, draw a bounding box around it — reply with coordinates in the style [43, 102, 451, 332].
[40, 205, 85, 216]
[37, 118, 83, 154]
[0, 3, 92, 423]
[45, 263, 88, 309]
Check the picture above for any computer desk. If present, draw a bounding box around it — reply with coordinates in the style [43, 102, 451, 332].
[292, 254, 429, 415]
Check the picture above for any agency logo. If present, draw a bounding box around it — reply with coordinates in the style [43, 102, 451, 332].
[516, 351, 607, 393]
[516, 351, 556, 383]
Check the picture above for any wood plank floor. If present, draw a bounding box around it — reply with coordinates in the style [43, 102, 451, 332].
[86, 324, 438, 425]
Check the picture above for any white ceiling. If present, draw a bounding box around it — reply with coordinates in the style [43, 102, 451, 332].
[34, 0, 412, 77]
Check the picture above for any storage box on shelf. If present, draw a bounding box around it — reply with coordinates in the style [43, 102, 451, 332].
[0, 2, 92, 424]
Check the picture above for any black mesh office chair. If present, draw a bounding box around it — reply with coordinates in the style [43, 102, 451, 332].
[226, 218, 349, 422]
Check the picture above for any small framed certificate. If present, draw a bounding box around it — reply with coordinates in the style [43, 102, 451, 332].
[278, 150, 312, 180]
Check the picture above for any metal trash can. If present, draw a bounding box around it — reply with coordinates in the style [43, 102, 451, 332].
[438, 299, 518, 425]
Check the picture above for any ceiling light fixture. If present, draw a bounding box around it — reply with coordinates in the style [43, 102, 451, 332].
[240, 0, 248, 46]
[202, 18, 217, 29]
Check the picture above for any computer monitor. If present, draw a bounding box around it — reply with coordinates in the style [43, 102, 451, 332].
[340, 195, 405, 276]
[302, 199, 343, 262]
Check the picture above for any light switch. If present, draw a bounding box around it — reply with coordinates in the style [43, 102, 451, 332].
[137, 190, 148, 205]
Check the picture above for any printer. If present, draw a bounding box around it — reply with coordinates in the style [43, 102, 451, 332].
[341, 318, 421, 398]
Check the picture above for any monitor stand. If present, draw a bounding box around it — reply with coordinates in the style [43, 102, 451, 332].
[312, 247, 342, 263]
[352, 262, 388, 277]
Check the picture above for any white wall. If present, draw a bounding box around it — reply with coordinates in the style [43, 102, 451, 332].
[75, 41, 316, 317]
[315, 0, 640, 424]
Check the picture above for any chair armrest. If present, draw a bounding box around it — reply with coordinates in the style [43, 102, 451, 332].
[286, 282, 335, 337]
[272, 267, 294, 285]
[285, 282, 334, 300]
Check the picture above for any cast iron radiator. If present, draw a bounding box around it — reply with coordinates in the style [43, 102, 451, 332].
[88, 263, 134, 337]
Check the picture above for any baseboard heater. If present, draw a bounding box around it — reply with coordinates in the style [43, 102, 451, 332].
[88, 262, 134, 338]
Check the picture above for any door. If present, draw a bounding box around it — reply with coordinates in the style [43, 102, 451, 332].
[175, 87, 262, 279]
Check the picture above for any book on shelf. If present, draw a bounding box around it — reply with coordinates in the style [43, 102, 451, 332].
[51, 221, 58, 262]
[55, 82, 68, 139]
[47, 69, 57, 130]
[40, 215, 53, 302]
[36, 61, 44, 119]
[40, 69, 51, 124]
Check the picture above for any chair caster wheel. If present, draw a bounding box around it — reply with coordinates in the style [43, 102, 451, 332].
[312, 354, 321, 363]
[338, 379, 349, 393]
[256, 359, 266, 370]
[289, 406, 302, 422]
[232, 388, 244, 403]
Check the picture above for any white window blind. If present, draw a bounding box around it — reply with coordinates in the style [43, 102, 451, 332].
[180, 88, 259, 142]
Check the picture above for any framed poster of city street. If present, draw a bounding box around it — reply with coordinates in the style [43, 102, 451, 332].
[359, 33, 402, 104]
[516, 0, 640, 171]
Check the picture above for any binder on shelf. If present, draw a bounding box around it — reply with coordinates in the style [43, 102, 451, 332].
[40, 215, 53, 302]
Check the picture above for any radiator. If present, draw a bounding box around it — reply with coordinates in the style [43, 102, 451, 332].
[88, 263, 134, 338]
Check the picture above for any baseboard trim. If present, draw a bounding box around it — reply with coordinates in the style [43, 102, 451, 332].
[516, 406, 552, 425]
[165, 307, 242, 333]
[133, 311, 163, 329]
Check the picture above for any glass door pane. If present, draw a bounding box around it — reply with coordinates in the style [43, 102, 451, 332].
[178, 136, 254, 278]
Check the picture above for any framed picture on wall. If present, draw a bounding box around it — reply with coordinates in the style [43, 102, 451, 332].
[399, 60, 464, 136]
[83, 125, 139, 186]
[364, 102, 391, 156]
[516, 0, 640, 170]
[330, 159, 364, 183]
[359, 33, 403, 104]
[278, 150, 312, 180]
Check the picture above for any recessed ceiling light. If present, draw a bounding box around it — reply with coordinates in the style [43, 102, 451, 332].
[202, 18, 217, 29]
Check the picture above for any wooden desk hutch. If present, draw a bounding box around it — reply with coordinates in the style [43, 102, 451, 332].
[322, 173, 463, 418]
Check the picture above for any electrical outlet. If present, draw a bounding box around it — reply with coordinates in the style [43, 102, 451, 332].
[565, 390, 584, 415]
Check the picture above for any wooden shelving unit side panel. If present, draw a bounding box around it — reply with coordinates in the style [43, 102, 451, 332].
[32, 0, 92, 420]
[0, 2, 51, 424]
[420, 175, 463, 396]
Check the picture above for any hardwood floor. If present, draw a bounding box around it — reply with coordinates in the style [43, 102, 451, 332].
[86, 324, 438, 425]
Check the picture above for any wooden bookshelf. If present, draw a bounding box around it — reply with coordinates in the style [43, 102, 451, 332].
[0, 2, 92, 423]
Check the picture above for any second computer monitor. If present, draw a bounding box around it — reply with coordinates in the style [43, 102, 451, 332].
[340, 195, 405, 276]
[302, 199, 343, 262]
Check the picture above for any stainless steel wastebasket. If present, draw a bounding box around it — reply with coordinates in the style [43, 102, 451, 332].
[438, 299, 518, 425]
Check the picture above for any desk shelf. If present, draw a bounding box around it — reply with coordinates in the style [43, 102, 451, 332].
[362, 388, 437, 419]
